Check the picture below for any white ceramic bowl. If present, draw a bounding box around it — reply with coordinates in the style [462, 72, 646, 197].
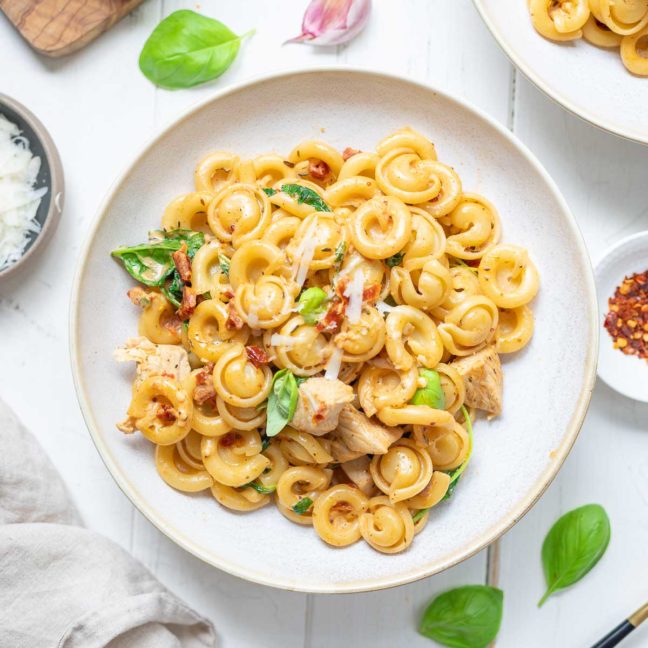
[70, 68, 597, 593]
[596, 231, 648, 402]
[473, 0, 648, 145]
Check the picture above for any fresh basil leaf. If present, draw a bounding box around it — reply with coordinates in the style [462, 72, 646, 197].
[218, 253, 231, 276]
[261, 436, 270, 451]
[281, 184, 331, 212]
[263, 187, 277, 196]
[419, 585, 503, 648]
[139, 10, 254, 90]
[538, 504, 611, 607]
[385, 251, 404, 268]
[292, 497, 313, 515]
[297, 287, 328, 325]
[411, 369, 445, 409]
[244, 481, 276, 495]
[442, 474, 461, 501]
[411, 508, 427, 523]
[266, 369, 299, 437]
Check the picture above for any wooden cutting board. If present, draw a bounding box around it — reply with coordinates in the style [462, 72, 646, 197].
[0, 0, 145, 57]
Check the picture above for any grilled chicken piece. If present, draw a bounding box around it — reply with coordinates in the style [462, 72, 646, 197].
[451, 345, 503, 416]
[340, 456, 376, 496]
[291, 377, 354, 436]
[329, 436, 365, 463]
[335, 405, 403, 455]
[114, 337, 191, 385]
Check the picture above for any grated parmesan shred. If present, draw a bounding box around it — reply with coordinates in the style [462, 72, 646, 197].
[344, 269, 364, 324]
[0, 114, 47, 270]
[324, 346, 343, 380]
[269, 334, 297, 347]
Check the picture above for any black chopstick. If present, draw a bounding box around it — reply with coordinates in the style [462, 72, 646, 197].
[590, 602, 648, 648]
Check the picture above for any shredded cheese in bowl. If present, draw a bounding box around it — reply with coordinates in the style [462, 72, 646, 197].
[0, 114, 48, 271]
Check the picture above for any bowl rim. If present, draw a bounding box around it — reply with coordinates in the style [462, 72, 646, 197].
[471, 0, 648, 146]
[69, 65, 599, 593]
[595, 229, 648, 402]
[0, 93, 65, 280]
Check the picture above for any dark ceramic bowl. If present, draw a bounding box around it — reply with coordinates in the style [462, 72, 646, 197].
[0, 93, 64, 280]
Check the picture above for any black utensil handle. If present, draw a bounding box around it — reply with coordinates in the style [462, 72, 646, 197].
[589, 620, 634, 648]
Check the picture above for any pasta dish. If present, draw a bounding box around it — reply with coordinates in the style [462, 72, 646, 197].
[528, 0, 648, 76]
[111, 128, 539, 554]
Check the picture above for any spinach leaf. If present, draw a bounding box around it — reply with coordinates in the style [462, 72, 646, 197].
[411, 369, 445, 410]
[139, 10, 254, 89]
[244, 481, 276, 495]
[112, 229, 204, 290]
[161, 271, 184, 307]
[263, 187, 277, 196]
[218, 253, 231, 276]
[411, 508, 428, 524]
[419, 585, 503, 648]
[292, 497, 313, 515]
[281, 184, 331, 212]
[539, 504, 610, 607]
[297, 287, 328, 325]
[385, 251, 404, 268]
[266, 369, 299, 437]
[112, 240, 181, 286]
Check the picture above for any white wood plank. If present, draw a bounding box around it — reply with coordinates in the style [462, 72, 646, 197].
[495, 75, 648, 648]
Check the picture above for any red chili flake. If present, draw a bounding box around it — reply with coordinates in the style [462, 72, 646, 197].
[195, 362, 215, 385]
[342, 147, 360, 161]
[246, 345, 269, 368]
[603, 269, 648, 361]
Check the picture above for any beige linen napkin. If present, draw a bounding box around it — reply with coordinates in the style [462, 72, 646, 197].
[0, 398, 217, 648]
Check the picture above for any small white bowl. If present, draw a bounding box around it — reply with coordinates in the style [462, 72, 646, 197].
[596, 231, 648, 402]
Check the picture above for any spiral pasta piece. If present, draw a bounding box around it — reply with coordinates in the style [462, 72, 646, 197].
[405, 471, 451, 510]
[335, 306, 386, 363]
[414, 420, 470, 471]
[312, 484, 369, 547]
[136, 292, 181, 345]
[207, 184, 271, 247]
[385, 305, 444, 370]
[376, 127, 437, 161]
[435, 363, 466, 414]
[194, 151, 239, 193]
[438, 295, 499, 356]
[325, 177, 379, 209]
[390, 257, 452, 311]
[338, 152, 379, 180]
[126, 376, 193, 445]
[278, 428, 334, 465]
[529, 0, 589, 40]
[443, 194, 501, 260]
[369, 438, 433, 503]
[582, 14, 623, 46]
[276, 466, 333, 525]
[348, 195, 411, 259]
[155, 437, 213, 493]
[402, 207, 447, 262]
[272, 316, 330, 376]
[201, 430, 270, 487]
[359, 496, 415, 554]
[287, 212, 345, 272]
[253, 154, 297, 187]
[357, 364, 419, 416]
[496, 305, 535, 353]
[211, 482, 270, 511]
[600, 0, 648, 35]
[478, 244, 540, 308]
[213, 343, 272, 408]
[621, 25, 648, 74]
[187, 299, 249, 363]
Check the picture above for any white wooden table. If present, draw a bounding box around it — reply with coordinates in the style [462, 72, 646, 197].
[1, 2, 647, 646]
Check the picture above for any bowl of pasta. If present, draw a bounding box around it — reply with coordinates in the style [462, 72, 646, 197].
[71, 67, 597, 592]
[473, 0, 648, 144]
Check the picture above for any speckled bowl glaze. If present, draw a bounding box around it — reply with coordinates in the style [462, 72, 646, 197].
[70, 68, 598, 593]
[473, 0, 648, 145]
[0, 94, 64, 281]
